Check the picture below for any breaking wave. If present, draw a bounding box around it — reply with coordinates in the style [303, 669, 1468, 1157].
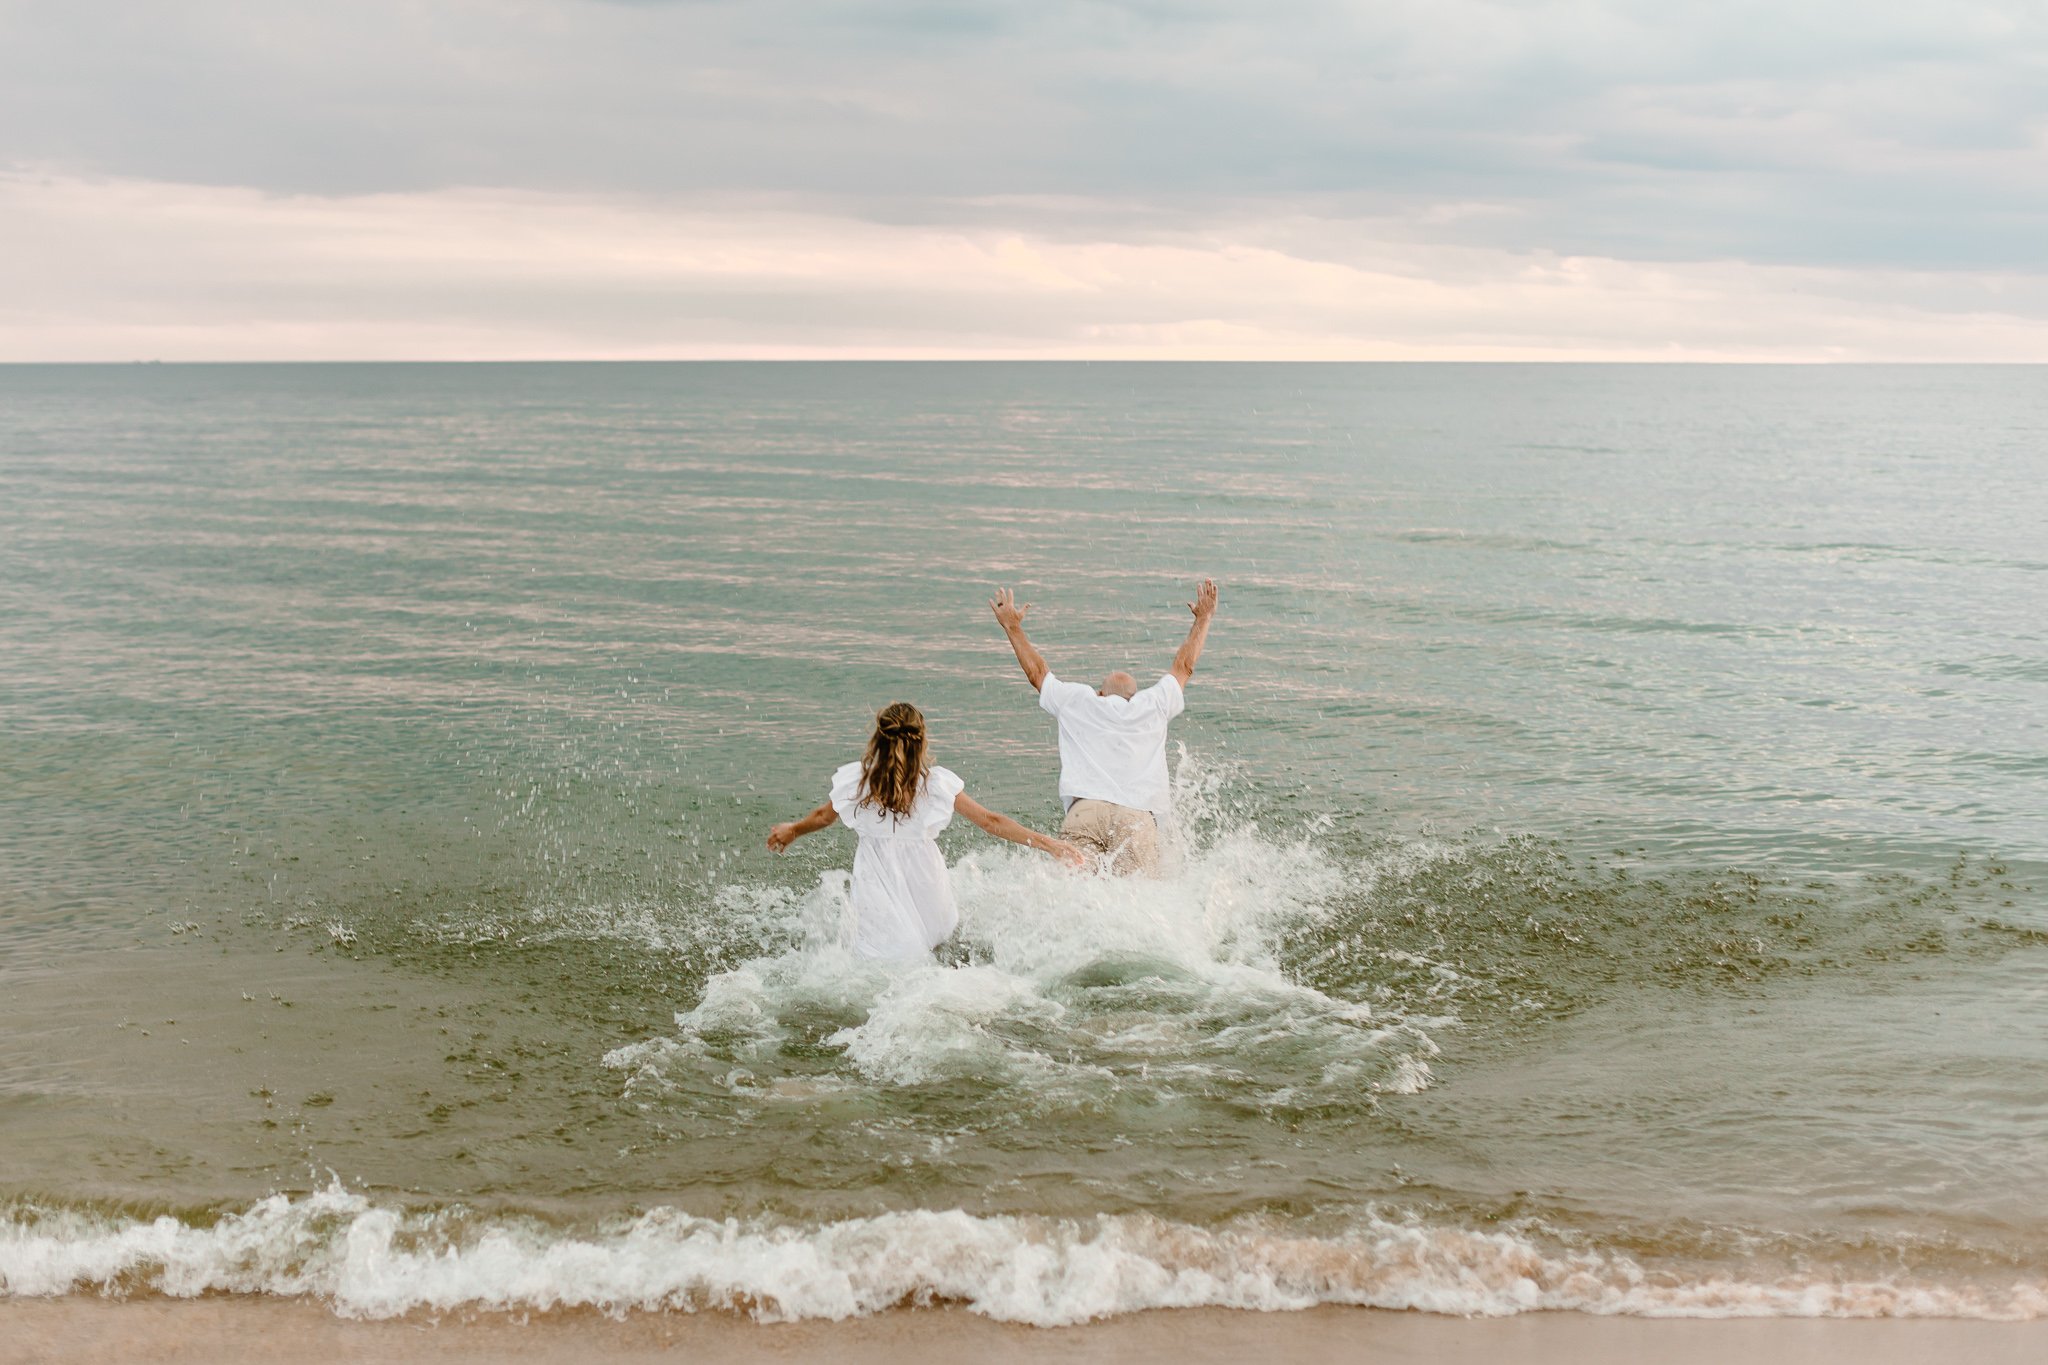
[4, 1185, 2042, 1324]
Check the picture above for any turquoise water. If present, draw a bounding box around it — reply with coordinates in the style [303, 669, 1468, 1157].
[1, 362, 2044, 1321]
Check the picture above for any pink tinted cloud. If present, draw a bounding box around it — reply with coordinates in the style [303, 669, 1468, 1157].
[3, 172, 2046, 362]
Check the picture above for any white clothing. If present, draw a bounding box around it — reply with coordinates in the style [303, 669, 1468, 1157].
[829, 762, 965, 960]
[1038, 672, 1184, 815]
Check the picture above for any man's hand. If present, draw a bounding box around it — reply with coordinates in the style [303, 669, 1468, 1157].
[1170, 577, 1219, 686]
[990, 587, 1031, 632]
[991, 586, 1050, 689]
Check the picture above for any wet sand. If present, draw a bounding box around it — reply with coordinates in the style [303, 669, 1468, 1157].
[4, 1299, 2044, 1365]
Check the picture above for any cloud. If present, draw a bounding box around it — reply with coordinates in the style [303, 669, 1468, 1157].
[4, 171, 2044, 361]
[1, 2, 2043, 357]
[5, 5, 2045, 246]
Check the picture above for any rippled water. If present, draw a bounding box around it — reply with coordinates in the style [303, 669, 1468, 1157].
[1, 362, 2044, 1322]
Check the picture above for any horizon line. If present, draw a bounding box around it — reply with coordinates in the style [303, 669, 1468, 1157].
[5, 357, 2045, 367]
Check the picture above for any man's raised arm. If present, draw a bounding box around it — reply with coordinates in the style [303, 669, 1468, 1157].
[1169, 578, 1219, 687]
[990, 587, 1050, 691]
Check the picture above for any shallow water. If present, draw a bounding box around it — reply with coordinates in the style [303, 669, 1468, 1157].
[1, 362, 2044, 1321]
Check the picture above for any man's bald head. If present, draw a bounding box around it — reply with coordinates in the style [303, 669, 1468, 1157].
[1099, 671, 1138, 699]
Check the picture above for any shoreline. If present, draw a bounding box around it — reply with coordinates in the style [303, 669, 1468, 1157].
[5, 1299, 2046, 1365]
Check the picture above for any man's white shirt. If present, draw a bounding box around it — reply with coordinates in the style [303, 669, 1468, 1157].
[1038, 672, 1184, 815]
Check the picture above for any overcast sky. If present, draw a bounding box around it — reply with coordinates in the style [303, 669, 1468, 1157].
[3, 0, 2045, 360]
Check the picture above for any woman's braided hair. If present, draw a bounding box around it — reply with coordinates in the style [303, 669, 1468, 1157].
[857, 701, 930, 818]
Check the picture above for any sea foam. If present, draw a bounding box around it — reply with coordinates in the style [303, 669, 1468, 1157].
[4, 1185, 2043, 1324]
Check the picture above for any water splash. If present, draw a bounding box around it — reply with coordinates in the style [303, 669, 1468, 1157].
[607, 756, 1448, 1115]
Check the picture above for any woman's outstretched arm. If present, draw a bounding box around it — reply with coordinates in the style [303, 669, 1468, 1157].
[954, 793, 1086, 868]
[767, 802, 838, 853]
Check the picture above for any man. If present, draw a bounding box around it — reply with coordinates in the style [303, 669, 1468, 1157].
[989, 578, 1218, 875]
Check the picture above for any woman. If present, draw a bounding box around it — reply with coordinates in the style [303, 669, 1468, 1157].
[767, 702, 1084, 959]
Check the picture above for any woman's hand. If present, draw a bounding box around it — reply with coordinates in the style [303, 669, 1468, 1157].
[1045, 837, 1088, 870]
[769, 803, 838, 852]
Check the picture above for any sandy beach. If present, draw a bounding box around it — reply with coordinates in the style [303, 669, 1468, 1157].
[5, 1300, 2045, 1365]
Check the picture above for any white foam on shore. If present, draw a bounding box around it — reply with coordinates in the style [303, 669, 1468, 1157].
[3, 1186, 2042, 1324]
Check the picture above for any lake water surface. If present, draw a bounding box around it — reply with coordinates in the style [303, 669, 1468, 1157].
[2, 362, 2044, 1321]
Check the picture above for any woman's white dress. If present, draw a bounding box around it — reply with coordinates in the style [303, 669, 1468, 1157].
[829, 762, 966, 960]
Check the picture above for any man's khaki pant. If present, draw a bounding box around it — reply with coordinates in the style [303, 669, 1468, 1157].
[1061, 799, 1162, 876]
